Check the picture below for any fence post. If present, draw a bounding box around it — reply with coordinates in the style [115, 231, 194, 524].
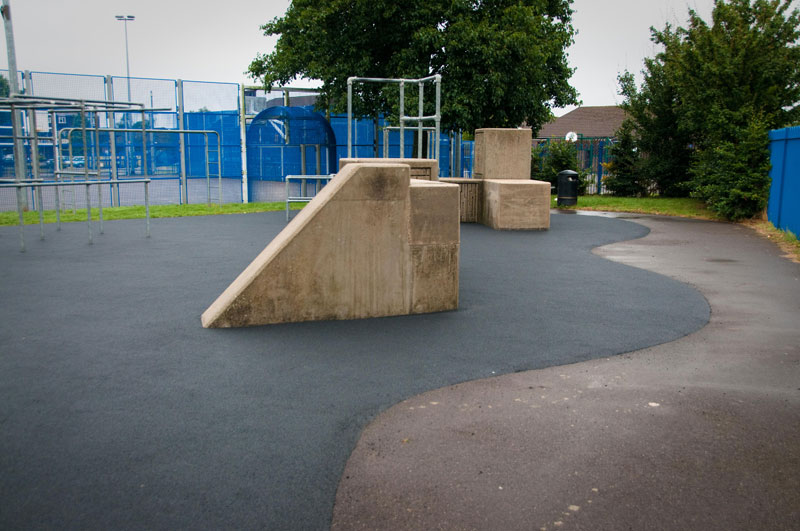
[177, 79, 187, 204]
[239, 83, 249, 203]
[105, 75, 120, 206]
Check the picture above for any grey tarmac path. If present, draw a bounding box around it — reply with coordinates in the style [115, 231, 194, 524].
[332, 212, 800, 531]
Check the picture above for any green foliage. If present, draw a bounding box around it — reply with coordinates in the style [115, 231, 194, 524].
[690, 117, 772, 220]
[619, 0, 800, 218]
[0, 75, 9, 97]
[603, 119, 649, 197]
[248, 0, 579, 134]
[534, 140, 588, 194]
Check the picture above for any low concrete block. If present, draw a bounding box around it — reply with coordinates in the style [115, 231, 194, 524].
[339, 157, 439, 181]
[439, 178, 483, 223]
[482, 179, 551, 230]
[473, 128, 532, 180]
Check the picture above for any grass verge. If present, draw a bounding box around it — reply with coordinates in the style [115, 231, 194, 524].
[0, 201, 301, 226]
[550, 195, 721, 220]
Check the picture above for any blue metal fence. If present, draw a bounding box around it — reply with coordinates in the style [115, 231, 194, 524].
[0, 68, 475, 209]
[768, 126, 800, 236]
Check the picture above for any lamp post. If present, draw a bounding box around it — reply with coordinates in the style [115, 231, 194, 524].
[115, 15, 134, 102]
[115, 15, 134, 175]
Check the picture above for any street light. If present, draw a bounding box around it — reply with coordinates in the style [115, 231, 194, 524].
[115, 15, 134, 176]
[115, 15, 135, 102]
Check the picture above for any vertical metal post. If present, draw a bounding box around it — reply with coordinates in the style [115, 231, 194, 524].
[383, 128, 389, 158]
[449, 131, 454, 177]
[177, 79, 187, 203]
[95, 110, 104, 234]
[144, 179, 150, 237]
[105, 75, 119, 206]
[315, 144, 321, 175]
[16, 182, 24, 251]
[85, 182, 92, 244]
[434, 74, 441, 163]
[26, 99, 44, 240]
[239, 84, 249, 203]
[455, 130, 462, 178]
[300, 144, 307, 197]
[399, 81, 405, 157]
[347, 78, 353, 158]
[80, 103, 92, 244]
[3, 1, 27, 210]
[205, 133, 211, 205]
[50, 110, 61, 230]
[417, 81, 424, 158]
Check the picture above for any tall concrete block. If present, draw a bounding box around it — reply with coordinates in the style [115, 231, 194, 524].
[340, 157, 439, 181]
[202, 164, 460, 328]
[408, 180, 460, 313]
[473, 128, 532, 180]
[482, 179, 551, 230]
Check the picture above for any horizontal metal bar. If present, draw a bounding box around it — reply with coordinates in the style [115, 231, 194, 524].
[348, 75, 439, 84]
[0, 178, 151, 189]
[401, 115, 439, 122]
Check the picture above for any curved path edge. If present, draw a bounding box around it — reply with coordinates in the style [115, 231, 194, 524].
[331, 213, 800, 531]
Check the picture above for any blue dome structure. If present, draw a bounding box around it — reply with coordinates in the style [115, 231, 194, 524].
[246, 106, 337, 184]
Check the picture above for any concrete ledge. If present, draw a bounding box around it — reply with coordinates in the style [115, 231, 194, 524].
[340, 157, 439, 181]
[482, 179, 551, 230]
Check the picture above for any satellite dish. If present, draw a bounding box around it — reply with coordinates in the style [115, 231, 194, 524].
[565, 131, 578, 142]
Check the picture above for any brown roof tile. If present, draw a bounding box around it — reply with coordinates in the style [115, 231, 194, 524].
[536, 106, 626, 139]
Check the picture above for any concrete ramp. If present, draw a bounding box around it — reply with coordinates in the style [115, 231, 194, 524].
[202, 163, 459, 328]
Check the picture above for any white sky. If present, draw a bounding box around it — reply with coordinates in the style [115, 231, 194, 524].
[1, 0, 797, 116]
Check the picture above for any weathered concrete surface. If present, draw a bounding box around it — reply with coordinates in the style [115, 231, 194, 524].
[473, 128, 532, 180]
[439, 178, 483, 223]
[482, 179, 551, 230]
[340, 157, 439, 181]
[332, 213, 800, 531]
[408, 180, 460, 314]
[202, 165, 459, 327]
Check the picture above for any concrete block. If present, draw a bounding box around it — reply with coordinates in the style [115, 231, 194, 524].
[439, 178, 483, 223]
[473, 128, 532, 180]
[202, 163, 459, 328]
[339, 157, 439, 181]
[482, 179, 551, 230]
[408, 179, 460, 245]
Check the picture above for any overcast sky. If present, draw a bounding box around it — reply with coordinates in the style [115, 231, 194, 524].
[1, 0, 797, 116]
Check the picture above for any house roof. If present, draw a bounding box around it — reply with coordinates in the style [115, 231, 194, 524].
[536, 106, 626, 139]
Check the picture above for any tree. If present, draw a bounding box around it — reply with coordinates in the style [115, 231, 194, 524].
[619, 0, 800, 217]
[248, 0, 579, 137]
[533, 139, 588, 194]
[602, 119, 649, 197]
[0, 75, 9, 97]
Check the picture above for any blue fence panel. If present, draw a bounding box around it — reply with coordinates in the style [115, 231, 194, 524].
[768, 126, 800, 236]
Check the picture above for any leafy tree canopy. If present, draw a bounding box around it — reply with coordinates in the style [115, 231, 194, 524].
[617, 0, 800, 218]
[248, 0, 579, 133]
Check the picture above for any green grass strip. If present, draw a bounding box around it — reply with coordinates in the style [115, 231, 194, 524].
[0, 201, 303, 226]
[551, 195, 721, 220]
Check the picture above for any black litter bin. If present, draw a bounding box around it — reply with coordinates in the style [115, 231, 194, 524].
[557, 170, 578, 207]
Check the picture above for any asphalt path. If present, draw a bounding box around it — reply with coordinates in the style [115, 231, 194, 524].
[0, 211, 709, 530]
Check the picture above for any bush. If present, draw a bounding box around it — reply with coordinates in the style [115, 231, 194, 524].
[602, 120, 649, 196]
[690, 119, 771, 221]
[532, 140, 589, 194]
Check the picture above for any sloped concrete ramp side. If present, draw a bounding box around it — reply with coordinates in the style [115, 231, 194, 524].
[202, 163, 413, 327]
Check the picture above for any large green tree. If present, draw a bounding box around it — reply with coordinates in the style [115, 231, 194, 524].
[248, 0, 579, 135]
[619, 0, 800, 218]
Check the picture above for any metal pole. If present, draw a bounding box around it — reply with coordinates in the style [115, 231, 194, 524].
[434, 74, 441, 163]
[399, 81, 404, 157]
[383, 128, 389, 158]
[176, 79, 187, 203]
[27, 100, 44, 239]
[417, 81, 423, 158]
[105, 75, 119, 206]
[95, 111, 104, 234]
[239, 83, 249, 203]
[50, 110, 61, 229]
[15, 182, 24, 251]
[3, 1, 28, 209]
[144, 179, 150, 237]
[347, 78, 353, 158]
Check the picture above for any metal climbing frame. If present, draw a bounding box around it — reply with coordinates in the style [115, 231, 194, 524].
[346, 75, 441, 161]
[0, 94, 156, 251]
